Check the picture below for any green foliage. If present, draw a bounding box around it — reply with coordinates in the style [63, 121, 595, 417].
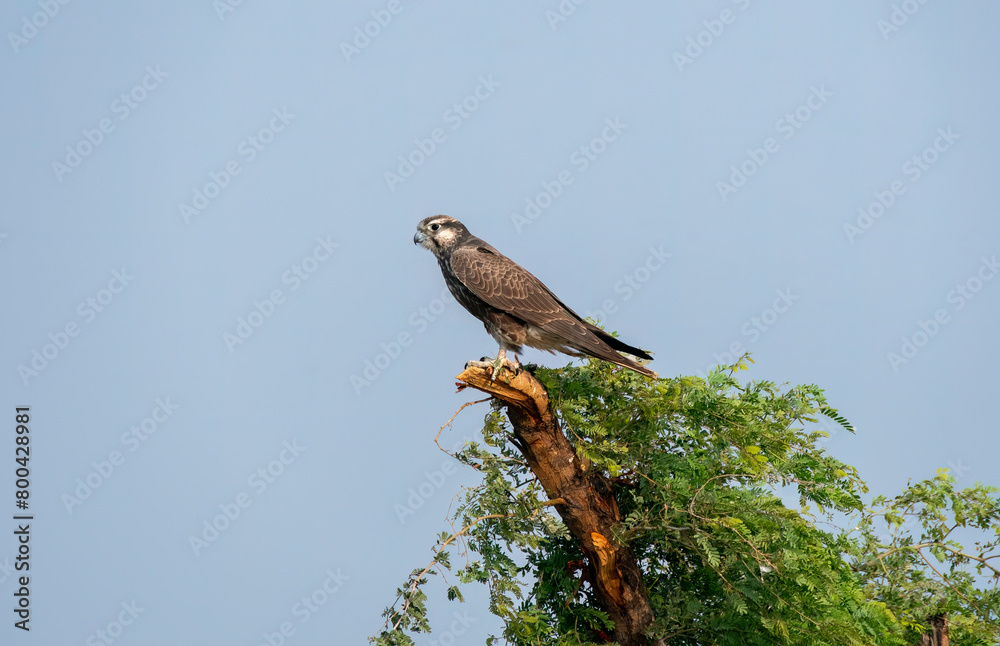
[848, 470, 1000, 644]
[371, 355, 1000, 645]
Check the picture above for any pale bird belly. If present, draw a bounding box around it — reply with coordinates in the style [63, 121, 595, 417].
[523, 324, 586, 357]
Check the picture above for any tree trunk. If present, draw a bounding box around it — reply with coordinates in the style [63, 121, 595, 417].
[916, 614, 948, 646]
[456, 365, 658, 646]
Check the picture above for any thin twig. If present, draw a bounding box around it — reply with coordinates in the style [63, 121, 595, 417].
[383, 512, 513, 634]
[434, 397, 491, 455]
[917, 549, 981, 614]
[866, 542, 1000, 578]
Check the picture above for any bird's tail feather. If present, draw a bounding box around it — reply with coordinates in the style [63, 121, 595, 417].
[589, 325, 654, 361]
[607, 354, 658, 378]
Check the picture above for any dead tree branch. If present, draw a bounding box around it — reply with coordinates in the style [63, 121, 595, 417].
[456, 365, 657, 646]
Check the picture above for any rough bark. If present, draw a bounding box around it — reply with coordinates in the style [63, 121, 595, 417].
[915, 614, 949, 646]
[456, 364, 657, 646]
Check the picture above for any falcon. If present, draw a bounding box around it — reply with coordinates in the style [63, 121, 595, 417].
[413, 215, 656, 377]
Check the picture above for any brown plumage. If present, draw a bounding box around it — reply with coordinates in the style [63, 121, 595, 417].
[413, 215, 656, 377]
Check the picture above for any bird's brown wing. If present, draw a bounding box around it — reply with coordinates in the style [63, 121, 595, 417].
[449, 244, 651, 364]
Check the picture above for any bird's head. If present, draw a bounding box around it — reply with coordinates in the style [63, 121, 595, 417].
[413, 215, 470, 256]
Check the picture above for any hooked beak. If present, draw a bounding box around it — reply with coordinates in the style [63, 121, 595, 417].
[413, 230, 426, 245]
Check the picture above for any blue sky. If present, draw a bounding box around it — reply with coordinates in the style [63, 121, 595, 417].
[1, 2, 998, 644]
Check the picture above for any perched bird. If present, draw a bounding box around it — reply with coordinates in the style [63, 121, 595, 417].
[413, 215, 656, 377]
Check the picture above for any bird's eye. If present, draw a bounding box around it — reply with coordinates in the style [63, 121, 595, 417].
[430, 223, 440, 231]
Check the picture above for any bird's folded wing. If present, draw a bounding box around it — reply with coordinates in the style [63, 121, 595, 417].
[450, 245, 596, 342]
